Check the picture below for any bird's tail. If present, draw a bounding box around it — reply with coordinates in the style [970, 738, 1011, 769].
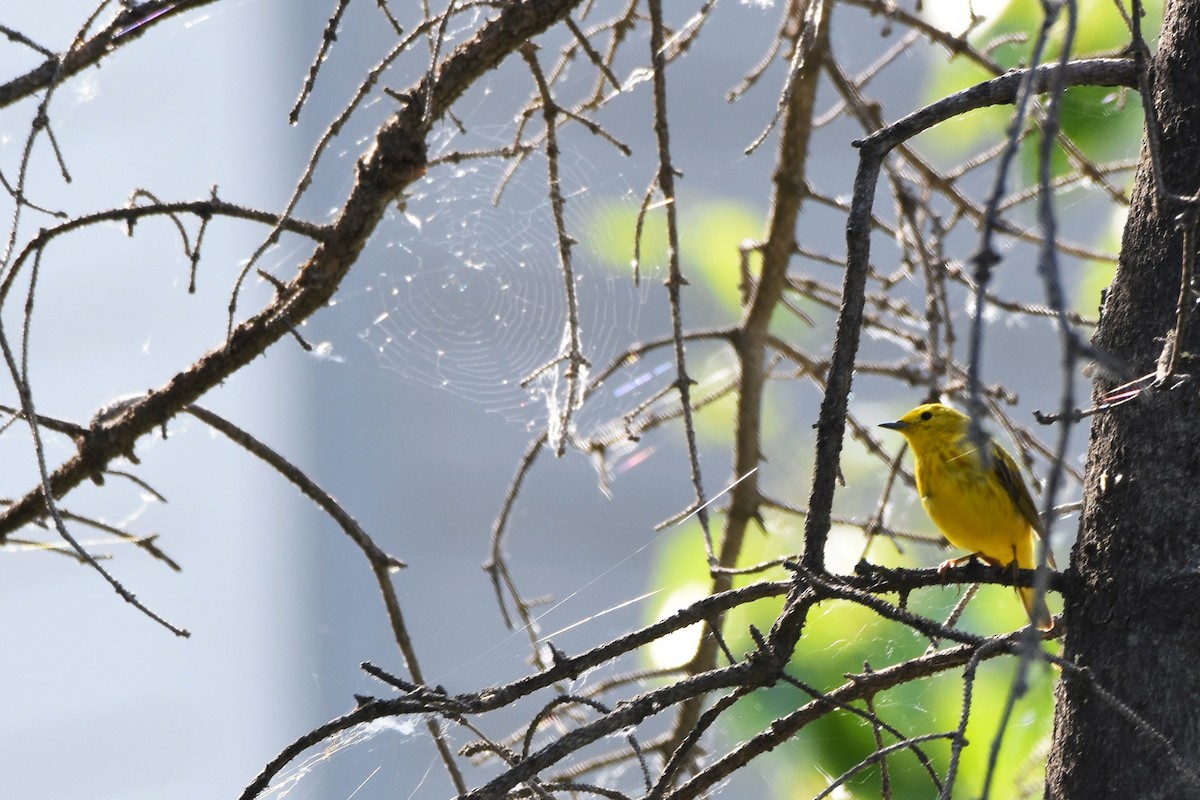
[1016, 534, 1054, 631]
[1018, 585, 1053, 631]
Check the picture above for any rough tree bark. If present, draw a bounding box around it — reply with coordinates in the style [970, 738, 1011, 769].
[1046, 2, 1200, 797]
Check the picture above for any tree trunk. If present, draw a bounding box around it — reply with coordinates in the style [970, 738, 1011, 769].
[1046, 2, 1200, 797]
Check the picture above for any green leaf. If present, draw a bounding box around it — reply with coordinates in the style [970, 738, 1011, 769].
[581, 196, 762, 313]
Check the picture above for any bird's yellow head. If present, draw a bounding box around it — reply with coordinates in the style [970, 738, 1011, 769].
[879, 403, 969, 451]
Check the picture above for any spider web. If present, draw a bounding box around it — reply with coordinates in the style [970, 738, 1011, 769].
[356, 125, 674, 442]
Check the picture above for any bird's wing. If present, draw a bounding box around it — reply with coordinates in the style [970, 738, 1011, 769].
[989, 440, 1057, 568]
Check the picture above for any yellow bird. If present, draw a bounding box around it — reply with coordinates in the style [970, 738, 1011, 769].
[879, 403, 1055, 630]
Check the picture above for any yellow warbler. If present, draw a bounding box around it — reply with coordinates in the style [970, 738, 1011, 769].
[879, 403, 1054, 630]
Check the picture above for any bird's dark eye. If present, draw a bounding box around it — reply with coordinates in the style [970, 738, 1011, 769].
[920, 410, 932, 421]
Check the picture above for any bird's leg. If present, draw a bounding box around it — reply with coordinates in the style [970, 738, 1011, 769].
[1004, 555, 1021, 588]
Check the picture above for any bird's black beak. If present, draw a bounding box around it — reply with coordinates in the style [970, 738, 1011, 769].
[879, 420, 907, 431]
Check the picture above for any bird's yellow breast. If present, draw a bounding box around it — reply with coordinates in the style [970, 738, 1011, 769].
[914, 439, 1030, 567]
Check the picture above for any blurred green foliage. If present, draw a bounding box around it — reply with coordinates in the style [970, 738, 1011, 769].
[921, 0, 1159, 320]
[923, 0, 1159, 168]
[583, 195, 760, 316]
[646, 509, 1058, 797]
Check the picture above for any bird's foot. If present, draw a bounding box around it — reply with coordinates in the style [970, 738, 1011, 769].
[937, 553, 983, 575]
